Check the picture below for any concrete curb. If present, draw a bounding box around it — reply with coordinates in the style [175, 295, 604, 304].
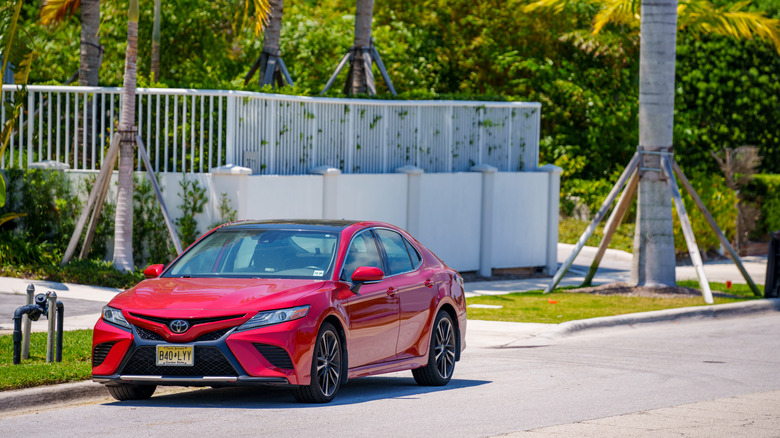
[543, 298, 780, 338]
[0, 380, 108, 413]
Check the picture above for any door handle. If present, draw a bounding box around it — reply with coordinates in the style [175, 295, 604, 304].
[386, 287, 396, 297]
[424, 279, 433, 288]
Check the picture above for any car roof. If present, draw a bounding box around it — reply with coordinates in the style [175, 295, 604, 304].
[220, 219, 363, 232]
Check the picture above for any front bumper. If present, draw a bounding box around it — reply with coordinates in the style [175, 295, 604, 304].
[92, 316, 318, 387]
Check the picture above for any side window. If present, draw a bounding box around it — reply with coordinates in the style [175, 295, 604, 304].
[341, 231, 383, 281]
[405, 239, 422, 268]
[376, 229, 414, 275]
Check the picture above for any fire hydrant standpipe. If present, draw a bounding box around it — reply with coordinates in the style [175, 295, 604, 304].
[12, 289, 65, 365]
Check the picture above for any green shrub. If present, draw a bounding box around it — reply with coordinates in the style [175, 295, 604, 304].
[175, 177, 208, 249]
[743, 174, 780, 238]
[672, 171, 736, 256]
[133, 175, 176, 267]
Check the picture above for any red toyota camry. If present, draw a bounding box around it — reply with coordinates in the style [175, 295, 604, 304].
[92, 220, 467, 403]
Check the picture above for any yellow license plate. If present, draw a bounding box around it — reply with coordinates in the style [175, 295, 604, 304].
[156, 345, 194, 366]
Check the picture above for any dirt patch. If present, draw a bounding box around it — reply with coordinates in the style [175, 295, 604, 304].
[564, 282, 736, 299]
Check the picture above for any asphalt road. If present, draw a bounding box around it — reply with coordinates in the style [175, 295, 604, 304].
[2, 313, 779, 437]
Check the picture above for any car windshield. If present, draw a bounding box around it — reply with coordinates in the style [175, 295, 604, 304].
[164, 228, 339, 279]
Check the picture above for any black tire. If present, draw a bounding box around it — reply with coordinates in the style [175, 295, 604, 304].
[292, 322, 343, 403]
[412, 310, 456, 386]
[106, 384, 157, 401]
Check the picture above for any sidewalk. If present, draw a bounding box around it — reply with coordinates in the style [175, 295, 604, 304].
[465, 243, 768, 297]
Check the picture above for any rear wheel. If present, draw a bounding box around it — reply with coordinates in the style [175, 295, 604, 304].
[293, 322, 342, 403]
[412, 310, 456, 386]
[106, 384, 157, 401]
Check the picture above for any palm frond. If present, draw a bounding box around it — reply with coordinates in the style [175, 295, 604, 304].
[251, 0, 271, 36]
[0, 213, 27, 227]
[39, 0, 81, 26]
[679, 0, 780, 54]
[523, 0, 579, 14]
[592, 0, 640, 34]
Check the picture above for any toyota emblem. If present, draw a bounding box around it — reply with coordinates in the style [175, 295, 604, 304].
[169, 319, 190, 333]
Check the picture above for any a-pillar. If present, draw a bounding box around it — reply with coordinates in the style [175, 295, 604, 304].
[309, 166, 342, 219]
[472, 164, 497, 278]
[395, 165, 424, 236]
[539, 164, 562, 275]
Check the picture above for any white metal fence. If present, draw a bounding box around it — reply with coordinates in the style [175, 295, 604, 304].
[1, 85, 540, 174]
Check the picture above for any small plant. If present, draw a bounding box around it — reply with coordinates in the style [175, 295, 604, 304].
[175, 177, 207, 248]
[133, 175, 176, 266]
[211, 192, 237, 228]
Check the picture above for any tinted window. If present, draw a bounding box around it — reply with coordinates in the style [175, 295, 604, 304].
[376, 229, 415, 275]
[341, 231, 384, 281]
[165, 228, 338, 279]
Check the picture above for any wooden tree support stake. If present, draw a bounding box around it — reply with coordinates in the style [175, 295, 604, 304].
[60, 134, 121, 266]
[581, 169, 639, 287]
[670, 160, 762, 296]
[544, 152, 639, 293]
[321, 42, 397, 96]
[662, 157, 714, 304]
[136, 135, 183, 255]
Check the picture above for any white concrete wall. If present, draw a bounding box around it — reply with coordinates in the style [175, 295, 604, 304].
[65, 167, 560, 273]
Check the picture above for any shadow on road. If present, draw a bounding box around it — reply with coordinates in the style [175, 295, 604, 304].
[106, 376, 490, 409]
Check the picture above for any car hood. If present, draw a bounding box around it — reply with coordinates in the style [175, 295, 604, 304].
[109, 277, 326, 314]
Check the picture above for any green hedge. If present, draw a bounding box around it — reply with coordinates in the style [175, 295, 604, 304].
[743, 174, 780, 238]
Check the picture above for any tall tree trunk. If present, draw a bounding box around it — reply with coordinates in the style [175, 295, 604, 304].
[262, 0, 283, 55]
[350, 0, 374, 94]
[113, 0, 139, 272]
[258, 0, 283, 86]
[151, 0, 161, 81]
[79, 0, 101, 86]
[631, 0, 678, 287]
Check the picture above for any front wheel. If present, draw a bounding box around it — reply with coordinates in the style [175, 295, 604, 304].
[293, 322, 343, 403]
[412, 310, 456, 386]
[106, 384, 156, 401]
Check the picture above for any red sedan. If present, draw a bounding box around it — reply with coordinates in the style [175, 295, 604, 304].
[92, 220, 467, 403]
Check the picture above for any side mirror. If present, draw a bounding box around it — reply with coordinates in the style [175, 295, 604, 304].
[143, 264, 165, 279]
[351, 266, 384, 283]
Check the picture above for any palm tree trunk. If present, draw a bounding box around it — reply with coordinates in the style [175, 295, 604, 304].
[350, 0, 374, 94]
[151, 0, 161, 81]
[259, 0, 283, 86]
[113, 0, 139, 272]
[79, 0, 101, 86]
[631, 0, 678, 287]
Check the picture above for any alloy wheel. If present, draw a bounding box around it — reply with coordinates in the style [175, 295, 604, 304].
[316, 330, 341, 397]
[433, 317, 456, 379]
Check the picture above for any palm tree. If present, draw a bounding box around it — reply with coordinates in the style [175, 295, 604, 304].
[526, 0, 779, 287]
[524, 0, 780, 53]
[41, 0, 102, 85]
[112, 0, 139, 272]
[151, 0, 161, 81]
[632, 0, 678, 286]
[350, 0, 375, 94]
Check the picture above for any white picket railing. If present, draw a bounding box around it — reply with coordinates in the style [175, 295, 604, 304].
[1, 85, 540, 174]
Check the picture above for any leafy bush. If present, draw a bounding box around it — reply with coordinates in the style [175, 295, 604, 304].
[133, 175, 176, 267]
[175, 177, 208, 248]
[671, 171, 736, 256]
[743, 174, 780, 238]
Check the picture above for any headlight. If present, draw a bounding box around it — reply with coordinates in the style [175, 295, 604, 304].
[237, 306, 309, 331]
[102, 306, 130, 329]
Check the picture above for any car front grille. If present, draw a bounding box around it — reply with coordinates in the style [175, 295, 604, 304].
[135, 326, 164, 341]
[253, 343, 294, 369]
[92, 341, 116, 367]
[121, 346, 238, 376]
[133, 325, 232, 342]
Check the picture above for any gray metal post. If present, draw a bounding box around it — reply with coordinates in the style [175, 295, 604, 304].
[46, 291, 57, 363]
[21, 284, 34, 360]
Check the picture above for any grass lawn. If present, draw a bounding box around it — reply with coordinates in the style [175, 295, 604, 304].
[0, 330, 93, 391]
[466, 281, 763, 324]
